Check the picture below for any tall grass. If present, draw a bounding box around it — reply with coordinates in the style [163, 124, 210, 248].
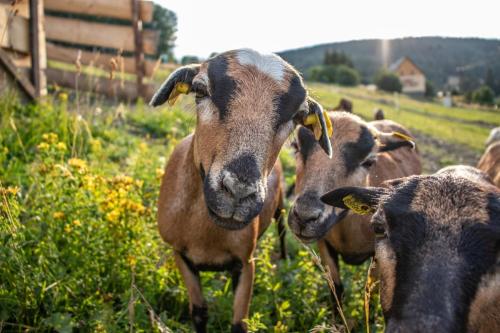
[1, 92, 382, 332]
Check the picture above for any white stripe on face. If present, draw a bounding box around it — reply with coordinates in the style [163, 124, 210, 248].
[236, 48, 285, 82]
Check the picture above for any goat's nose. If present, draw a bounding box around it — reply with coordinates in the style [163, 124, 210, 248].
[292, 206, 322, 227]
[222, 172, 257, 200]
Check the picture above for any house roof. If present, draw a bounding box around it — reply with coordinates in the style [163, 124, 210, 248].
[389, 56, 425, 75]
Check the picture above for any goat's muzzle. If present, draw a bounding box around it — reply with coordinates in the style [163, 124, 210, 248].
[288, 191, 343, 242]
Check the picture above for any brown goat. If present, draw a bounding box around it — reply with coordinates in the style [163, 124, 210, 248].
[150, 49, 332, 333]
[332, 98, 353, 113]
[374, 108, 385, 120]
[288, 112, 421, 306]
[478, 141, 500, 187]
[322, 166, 500, 333]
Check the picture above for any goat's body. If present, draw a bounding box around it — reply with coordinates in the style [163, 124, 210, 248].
[158, 134, 284, 331]
[477, 141, 500, 187]
[319, 120, 421, 294]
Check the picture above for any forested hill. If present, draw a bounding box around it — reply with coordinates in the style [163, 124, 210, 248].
[278, 37, 500, 88]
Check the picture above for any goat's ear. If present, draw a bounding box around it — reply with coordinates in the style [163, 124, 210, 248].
[149, 64, 201, 107]
[375, 130, 416, 153]
[297, 97, 333, 158]
[321, 186, 388, 215]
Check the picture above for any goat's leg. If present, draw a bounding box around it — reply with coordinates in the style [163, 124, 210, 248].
[231, 260, 255, 333]
[318, 240, 344, 315]
[174, 253, 207, 333]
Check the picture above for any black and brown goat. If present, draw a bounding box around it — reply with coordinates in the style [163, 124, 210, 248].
[322, 166, 500, 333]
[288, 112, 421, 305]
[150, 49, 333, 333]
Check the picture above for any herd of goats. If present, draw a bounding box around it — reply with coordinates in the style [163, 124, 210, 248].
[149, 49, 499, 333]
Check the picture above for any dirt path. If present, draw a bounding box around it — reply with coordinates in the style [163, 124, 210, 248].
[412, 130, 482, 173]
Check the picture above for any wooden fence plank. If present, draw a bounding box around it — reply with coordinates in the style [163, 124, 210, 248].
[0, 48, 36, 99]
[45, 15, 158, 55]
[30, 0, 47, 97]
[0, 0, 29, 18]
[46, 67, 155, 101]
[0, 6, 30, 53]
[46, 42, 157, 76]
[44, 0, 154, 22]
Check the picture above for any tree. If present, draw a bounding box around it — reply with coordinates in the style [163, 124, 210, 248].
[485, 68, 500, 95]
[335, 65, 360, 86]
[323, 50, 354, 68]
[181, 56, 200, 65]
[425, 81, 435, 98]
[150, 4, 177, 60]
[472, 85, 495, 105]
[375, 71, 402, 93]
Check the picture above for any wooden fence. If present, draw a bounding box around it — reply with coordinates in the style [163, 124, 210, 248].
[44, 0, 159, 101]
[0, 0, 46, 100]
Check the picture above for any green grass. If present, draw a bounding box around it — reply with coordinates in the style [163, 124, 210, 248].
[308, 83, 491, 152]
[1, 81, 488, 332]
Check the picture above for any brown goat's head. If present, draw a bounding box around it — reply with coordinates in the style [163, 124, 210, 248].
[321, 168, 500, 333]
[150, 49, 332, 230]
[288, 112, 414, 242]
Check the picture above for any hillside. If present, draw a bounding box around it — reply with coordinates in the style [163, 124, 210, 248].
[278, 37, 500, 88]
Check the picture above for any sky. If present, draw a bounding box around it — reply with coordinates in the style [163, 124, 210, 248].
[155, 0, 499, 59]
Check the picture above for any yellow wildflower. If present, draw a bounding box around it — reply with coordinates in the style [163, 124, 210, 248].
[68, 158, 87, 172]
[72, 219, 81, 226]
[106, 209, 120, 223]
[127, 255, 137, 268]
[53, 211, 65, 219]
[37, 142, 49, 151]
[2, 147, 8, 154]
[156, 168, 164, 179]
[44, 133, 58, 144]
[59, 92, 68, 102]
[139, 142, 147, 151]
[6, 186, 19, 195]
[64, 224, 72, 233]
[56, 142, 67, 151]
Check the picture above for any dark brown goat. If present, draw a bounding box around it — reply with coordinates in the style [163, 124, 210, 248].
[322, 166, 500, 333]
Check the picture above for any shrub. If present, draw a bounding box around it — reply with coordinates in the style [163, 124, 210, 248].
[472, 85, 495, 105]
[425, 81, 436, 98]
[309, 65, 360, 86]
[335, 65, 360, 86]
[375, 71, 402, 93]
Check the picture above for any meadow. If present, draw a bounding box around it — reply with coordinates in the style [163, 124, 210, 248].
[0, 83, 493, 332]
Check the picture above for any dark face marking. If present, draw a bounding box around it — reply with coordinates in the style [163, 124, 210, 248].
[342, 125, 375, 174]
[179, 251, 243, 273]
[275, 74, 306, 129]
[207, 55, 237, 121]
[225, 153, 260, 185]
[297, 126, 318, 162]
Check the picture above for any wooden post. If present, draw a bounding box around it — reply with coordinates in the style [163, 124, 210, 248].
[29, 0, 47, 97]
[131, 0, 145, 100]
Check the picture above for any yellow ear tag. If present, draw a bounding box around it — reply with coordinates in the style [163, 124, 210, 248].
[304, 111, 333, 141]
[392, 131, 413, 142]
[167, 82, 191, 106]
[342, 194, 374, 215]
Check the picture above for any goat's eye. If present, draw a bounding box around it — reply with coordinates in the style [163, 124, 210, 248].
[192, 83, 209, 102]
[372, 222, 386, 238]
[361, 157, 376, 168]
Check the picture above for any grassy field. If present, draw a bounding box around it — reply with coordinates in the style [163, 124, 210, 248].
[0, 83, 493, 332]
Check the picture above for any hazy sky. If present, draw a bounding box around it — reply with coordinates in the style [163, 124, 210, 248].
[155, 0, 499, 59]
